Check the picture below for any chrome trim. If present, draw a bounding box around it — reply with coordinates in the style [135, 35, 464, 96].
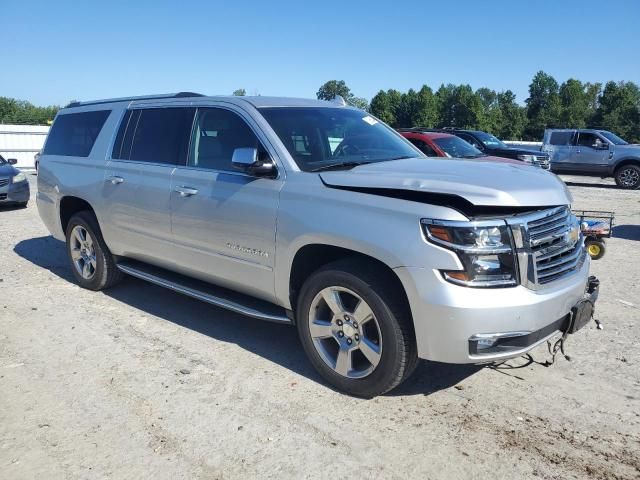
[469, 331, 532, 341]
[469, 330, 562, 361]
[116, 263, 291, 324]
[506, 206, 586, 290]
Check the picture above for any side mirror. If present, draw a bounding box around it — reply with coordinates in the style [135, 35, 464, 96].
[593, 142, 608, 150]
[232, 147, 276, 177]
[8, 158, 18, 165]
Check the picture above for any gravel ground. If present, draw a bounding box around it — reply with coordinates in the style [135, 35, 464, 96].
[1, 174, 639, 480]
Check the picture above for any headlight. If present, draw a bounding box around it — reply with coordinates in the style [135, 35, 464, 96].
[421, 219, 518, 287]
[12, 172, 27, 183]
[517, 154, 536, 164]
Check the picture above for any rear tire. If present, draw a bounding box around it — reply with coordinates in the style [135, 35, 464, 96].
[296, 258, 417, 398]
[614, 164, 640, 189]
[65, 211, 123, 290]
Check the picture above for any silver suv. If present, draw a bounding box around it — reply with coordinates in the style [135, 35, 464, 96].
[37, 93, 598, 397]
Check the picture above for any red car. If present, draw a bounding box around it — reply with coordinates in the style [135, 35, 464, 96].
[398, 129, 521, 165]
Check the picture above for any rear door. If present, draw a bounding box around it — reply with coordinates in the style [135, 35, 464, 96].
[101, 107, 195, 267]
[169, 105, 283, 303]
[543, 130, 576, 172]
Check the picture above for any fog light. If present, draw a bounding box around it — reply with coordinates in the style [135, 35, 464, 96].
[476, 337, 498, 350]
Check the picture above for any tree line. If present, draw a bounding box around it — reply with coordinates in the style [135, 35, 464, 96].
[0, 97, 60, 125]
[3, 71, 639, 142]
[316, 72, 640, 142]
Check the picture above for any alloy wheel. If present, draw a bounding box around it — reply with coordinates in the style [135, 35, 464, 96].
[70, 225, 97, 280]
[619, 167, 639, 187]
[308, 286, 383, 379]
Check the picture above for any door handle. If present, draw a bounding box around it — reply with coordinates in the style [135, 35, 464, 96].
[106, 175, 124, 184]
[175, 186, 199, 197]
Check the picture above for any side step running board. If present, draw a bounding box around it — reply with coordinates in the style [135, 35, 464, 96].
[116, 260, 291, 324]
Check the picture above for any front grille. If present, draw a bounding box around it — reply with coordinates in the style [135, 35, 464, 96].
[0, 178, 9, 188]
[0, 194, 7, 200]
[533, 155, 550, 170]
[508, 206, 586, 289]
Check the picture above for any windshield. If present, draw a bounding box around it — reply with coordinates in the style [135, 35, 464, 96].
[259, 107, 421, 171]
[432, 136, 484, 158]
[474, 131, 508, 149]
[599, 130, 628, 145]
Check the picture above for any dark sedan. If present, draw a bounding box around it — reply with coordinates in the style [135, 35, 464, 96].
[0, 155, 30, 207]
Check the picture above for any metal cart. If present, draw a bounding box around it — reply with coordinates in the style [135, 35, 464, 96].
[573, 210, 615, 260]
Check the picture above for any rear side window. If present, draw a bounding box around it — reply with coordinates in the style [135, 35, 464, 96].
[113, 108, 195, 164]
[43, 110, 110, 157]
[549, 131, 574, 146]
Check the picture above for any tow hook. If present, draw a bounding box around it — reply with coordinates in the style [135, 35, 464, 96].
[544, 275, 602, 366]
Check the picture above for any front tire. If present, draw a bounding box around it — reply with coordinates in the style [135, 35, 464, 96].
[65, 211, 123, 290]
[296, 259, 417, 397]
[614, 164, 640, 189]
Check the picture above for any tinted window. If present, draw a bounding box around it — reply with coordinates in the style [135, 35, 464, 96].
[408, 138, 438, 157]
[111, 110, 134, 159]
[260, 107, 420, 171]
[432, 136, 484, 158]
[473, 131, 507, 148]
[599, 130, 627, 145]
[127, 108, 195, 164]
[457, 133, 483, 149]
[549, 131, 574, 146]
[188, 108, 263, 171]
[43, 110, 110, 157]
[577, 132, 604, 148]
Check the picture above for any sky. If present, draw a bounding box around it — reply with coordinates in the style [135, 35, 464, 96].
[2, 0, 639, 106]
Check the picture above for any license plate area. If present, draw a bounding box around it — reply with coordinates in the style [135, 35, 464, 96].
[567, 300, 594, 334]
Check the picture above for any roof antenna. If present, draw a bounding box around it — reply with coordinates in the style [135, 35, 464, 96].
[331, 95, 347, 106]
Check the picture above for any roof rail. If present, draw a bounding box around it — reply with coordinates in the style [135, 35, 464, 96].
[65, 92, 205, 108]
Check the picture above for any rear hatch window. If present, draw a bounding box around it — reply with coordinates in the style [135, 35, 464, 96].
[43, 110, 111, 157]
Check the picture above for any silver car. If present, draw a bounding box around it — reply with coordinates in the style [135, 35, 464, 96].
[37, 93, 598, 397]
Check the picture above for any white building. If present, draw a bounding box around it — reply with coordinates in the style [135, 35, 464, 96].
[0, 124, 50, 170]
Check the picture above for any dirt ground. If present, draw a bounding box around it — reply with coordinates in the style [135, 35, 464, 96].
[1, 174, 639, 479]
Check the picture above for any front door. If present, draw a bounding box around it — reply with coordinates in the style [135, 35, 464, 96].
[169, 106, 283, 303]
[101, 107, 195, 267]
[574, 132, 610, 173]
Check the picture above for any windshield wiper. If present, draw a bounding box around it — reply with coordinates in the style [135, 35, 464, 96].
[310, 161, 372, 172]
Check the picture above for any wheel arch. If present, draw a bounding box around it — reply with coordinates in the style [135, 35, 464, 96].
[287, 244, 413, 324]
[59, 196, 96, 234]
[611, 157, 640, 175]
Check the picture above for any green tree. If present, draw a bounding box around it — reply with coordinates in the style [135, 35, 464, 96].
[558, 79, 589, 128]
[476, 87, 500, 132]
[495, 90, 526, 139]
[316, 80, 352, 101]
[436, 84, 484, 129]
[0, 97, 59, 125]
[316, 80, 368, 110]
[593, 81, 640, 142]
[525, 71, 561, 140]
[232, 88, 246, 96]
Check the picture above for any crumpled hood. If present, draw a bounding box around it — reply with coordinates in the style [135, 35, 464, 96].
[319, 157, 571, 207]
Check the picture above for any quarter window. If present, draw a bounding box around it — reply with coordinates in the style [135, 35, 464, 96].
[188, 108, 263, 171]
[43, 110, 111, 157]
[549, 131, 574, 146]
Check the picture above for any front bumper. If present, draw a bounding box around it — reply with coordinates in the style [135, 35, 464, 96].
[0, 179, 30, 204]
[394, 255, 592, 363]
